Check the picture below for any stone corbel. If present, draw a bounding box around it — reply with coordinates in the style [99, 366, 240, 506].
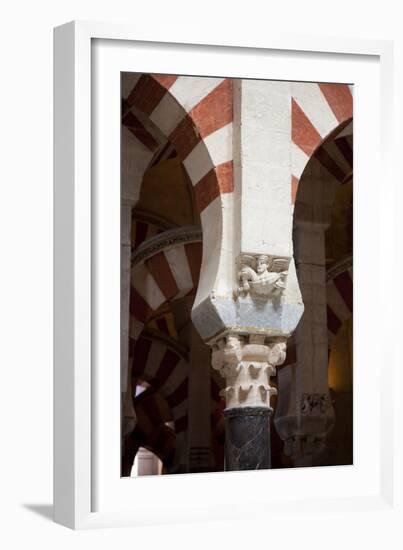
[275, 392, 335, 466]
[283, 434, 327, 461]
[211, 334, 287, 409]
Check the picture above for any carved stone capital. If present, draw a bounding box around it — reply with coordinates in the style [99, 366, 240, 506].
[211, 334, 286, 409]
[235, 253, 290, 299]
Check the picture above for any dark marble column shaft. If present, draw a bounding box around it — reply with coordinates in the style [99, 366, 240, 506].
[224, 407, 271, 471]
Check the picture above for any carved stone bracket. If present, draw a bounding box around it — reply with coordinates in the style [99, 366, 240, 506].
[325, 255, 353, 283]
[211, 334, 286, 409]
[235, 253, 290, 299]
[283, 434, 327, 460]
[275, 391, 335, 466]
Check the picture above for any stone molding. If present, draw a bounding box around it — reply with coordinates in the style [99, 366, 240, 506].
[132, 208, 177, 232]
[141, 327, 189, 361]
[211, 334, 286, 409]
[326, 255, 353, 283]
[131, 225, 202, 265]
[235, 253, 290, 299]
[223, 406, 271, 418]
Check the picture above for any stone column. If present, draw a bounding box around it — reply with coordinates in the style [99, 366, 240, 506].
[187, 327, 212, 472]
[190, 79, 304, 471]
[170, 294, 212, 473]
[121, 197, 136, 438]
[136, 447, 162, 476]
[120, 126, 154, 438]
[212, 335, 286, 470]
[275, 221, 334, 466]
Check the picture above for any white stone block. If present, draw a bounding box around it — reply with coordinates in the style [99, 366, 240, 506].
[121, 205, 132, 246]
[164, 245, 194, 296]
[132, 263, 165, 311]
[121, 127, 153, 205]
[183, 140, 213, 186]
[121, 73, 141, 100]
[169, 76, 224, 113]
[149, 92, 185, 136]
[291, 82, 339, 138]
[236, 79, 293, 258]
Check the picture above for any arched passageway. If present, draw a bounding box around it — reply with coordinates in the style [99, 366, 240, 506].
[275, 87, 353, 466]
[121, 73, 232, 475]
[121, 74, 354, 473]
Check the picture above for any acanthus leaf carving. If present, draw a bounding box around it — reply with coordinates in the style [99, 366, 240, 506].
[211, 335, 287, 409]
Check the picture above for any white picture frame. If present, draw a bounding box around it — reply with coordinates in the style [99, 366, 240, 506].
[54, 20, 398, 530]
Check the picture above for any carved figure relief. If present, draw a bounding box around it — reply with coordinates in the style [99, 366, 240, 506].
[300, 393, 328, 416]
[237, 254, 290, 298]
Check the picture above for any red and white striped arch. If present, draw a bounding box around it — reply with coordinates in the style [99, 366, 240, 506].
[130, 333, 190, 469]
[146, 307, 178, 340]
[123, 73, 234, 213]
[277, 259, 353, 380]
[130, 240, 202, 339]
[123, 72, 233, 360]
[133, 387, 171, 437]
[131, 335, 189, 434]
[132, 387, 177, 467]
[291, 82, 353, 202]
[131, 219, 170, 251]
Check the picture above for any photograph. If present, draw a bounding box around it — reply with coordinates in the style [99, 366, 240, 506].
[1, 0, 400, 543]
[120, 73, 353, 476]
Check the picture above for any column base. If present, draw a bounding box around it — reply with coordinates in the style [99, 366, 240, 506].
[224, 407, 271, 471]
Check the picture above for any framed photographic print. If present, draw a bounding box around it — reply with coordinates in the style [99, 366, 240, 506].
[54, 21, 396, 529]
